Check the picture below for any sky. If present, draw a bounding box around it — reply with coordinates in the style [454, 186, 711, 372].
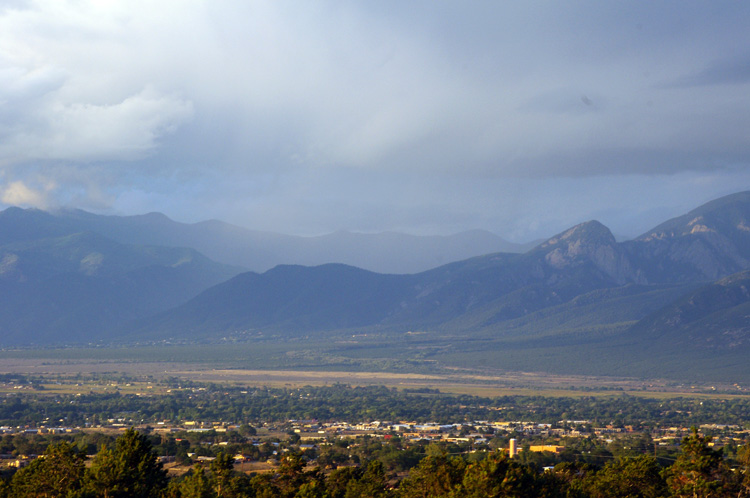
[1, 1, 749, 242]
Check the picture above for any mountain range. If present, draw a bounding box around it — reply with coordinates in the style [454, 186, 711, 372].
[2, 191, 750, 381]
[0, 224, 243, 345]
[135, 192, 750, 338]
[2, 207, 532, 274]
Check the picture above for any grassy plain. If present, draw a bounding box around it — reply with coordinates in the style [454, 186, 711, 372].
[1, 350, 748, 400]
[2, 334, 749, 399]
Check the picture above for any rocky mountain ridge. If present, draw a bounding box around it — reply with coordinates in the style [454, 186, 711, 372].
[134, 191, 750, 353]
[3, 190, 750, 384]
[0, 207, 532, 274]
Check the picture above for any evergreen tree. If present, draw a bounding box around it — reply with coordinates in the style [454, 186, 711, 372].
[9, 441, 85, 498]
[737, 443, 750, 498]
[278, 452, 307, 498]
[178, 465, 214, 498]
[295, 479, 330, 498]
[666, 427, 737, 498]
[210, 452, 234, 498]
[451, 450, 541, 498]
[585, 455, 666, 498]
[398, 447, 465, 498]
[325, 467, 362, 498]
[86, 428, 168, 498]
[343, 460, 388, 498]
[248, 473, 278, 498]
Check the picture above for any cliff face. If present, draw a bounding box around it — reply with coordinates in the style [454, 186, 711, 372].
[534, 221, 644, 285]
[625, 192, 750, 284]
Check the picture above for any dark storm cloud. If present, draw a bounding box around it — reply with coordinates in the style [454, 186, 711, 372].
[671, 53, 750, 87]
[0, 1, 749, 241]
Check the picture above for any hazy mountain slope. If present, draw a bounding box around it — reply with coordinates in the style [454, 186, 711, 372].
[51, 208, 532, 273]
[135, 220, 646, 339]
[0, 231, 240, 284]
[134, 264, 418, 338]
[131, 192, 750, 356]
[624, 191, 750, 283]
[0, 232, 243, 345]
[395, 221, 643, 328]
[0, 207, 80, 244]
[0, 267, 223, 344]
[629, 270, 750, 350]
[291, 229, 535, 274]
[441, 283, 696, 340]
[6, 189, 750, 369]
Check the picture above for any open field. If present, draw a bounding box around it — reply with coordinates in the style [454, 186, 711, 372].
[161, 368, 750, 399]
[0, 358, 204, 376]
[2, 354, 749, 400]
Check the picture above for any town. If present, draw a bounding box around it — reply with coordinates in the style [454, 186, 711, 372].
[2, 415, 747, 476]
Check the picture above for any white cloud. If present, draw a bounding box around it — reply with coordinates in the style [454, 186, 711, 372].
[0, 1, 749, 239]
[1, 86, 193, 163]
[3, 1, 747, 176]
[0, 1, 194, 166]
[0, 179, 55, 209]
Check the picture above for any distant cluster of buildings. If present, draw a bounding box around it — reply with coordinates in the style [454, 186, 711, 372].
[0, 426, 78, 435]
[2, 416, 748, 473]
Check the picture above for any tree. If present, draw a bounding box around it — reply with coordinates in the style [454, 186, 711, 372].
[238, 425, 256, 437]
[295, 479, 330, 498]
[325, 467, 361, 498]
[277, 453, 307, 498]
[666, 427, 737, 498]
[177, 465, 214, 498]
[586, 455, 666, 498]
[249, 473, 278, 498]
[452, 450, 541, 498]
[737, 443, 750, 498]
[10, 441, 85, 498]
[86, 428, 168, 498]
[398, 448, 465, 498]
[210, 452, 234, 497]
[343, 460, 388, 498]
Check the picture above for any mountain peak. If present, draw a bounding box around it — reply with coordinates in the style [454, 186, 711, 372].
[533, 220, 641, 284]
[539, 220, 616, 250]
[638, 190, 750, 241]
[626, 190, 750, 282]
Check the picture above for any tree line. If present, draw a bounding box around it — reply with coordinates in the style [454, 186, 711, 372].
[2, 427, 750, 497]
[3, 383, 750, 427]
